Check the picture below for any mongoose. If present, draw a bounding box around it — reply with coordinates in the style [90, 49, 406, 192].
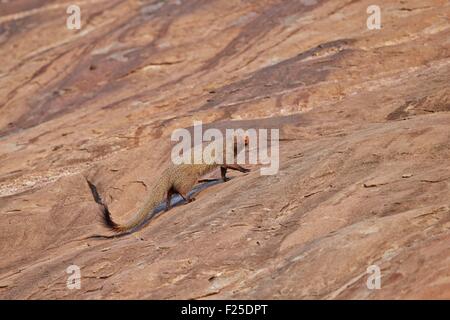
[87, 136, 249, 235]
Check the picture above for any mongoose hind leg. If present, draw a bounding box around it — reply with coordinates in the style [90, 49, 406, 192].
[165, 187, 175, 211]
[177, 191, 196, 204]
[173, 176, 197, 204]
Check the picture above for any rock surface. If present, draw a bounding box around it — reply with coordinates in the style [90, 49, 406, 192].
[0, 0, 449, 299]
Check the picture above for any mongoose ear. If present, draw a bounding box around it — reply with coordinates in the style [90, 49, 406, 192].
[233, 134, 249, 146]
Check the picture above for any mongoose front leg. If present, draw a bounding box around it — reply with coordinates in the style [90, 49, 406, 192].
[221, 166, 230, 182]
[223, 164, 250, 173]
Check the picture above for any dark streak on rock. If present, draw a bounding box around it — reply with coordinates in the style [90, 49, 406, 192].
[198, 39, 354, 111]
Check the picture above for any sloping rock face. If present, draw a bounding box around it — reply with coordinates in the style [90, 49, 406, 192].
[0, 0, 449, 299]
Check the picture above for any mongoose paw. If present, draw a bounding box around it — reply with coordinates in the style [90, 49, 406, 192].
[242, 168, 250, 173]
[223, 177, 230, 182]
[187, 197, 196, 203]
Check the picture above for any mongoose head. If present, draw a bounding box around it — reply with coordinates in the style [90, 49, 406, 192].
[231, 133, 249, 156]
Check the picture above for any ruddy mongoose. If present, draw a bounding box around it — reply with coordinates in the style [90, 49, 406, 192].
[87, 136, 249, 234]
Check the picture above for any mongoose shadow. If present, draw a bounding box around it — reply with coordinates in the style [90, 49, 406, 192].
[150, 178, 224, 218]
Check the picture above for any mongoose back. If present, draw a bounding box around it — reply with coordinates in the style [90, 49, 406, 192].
[87, 136, 249, 234]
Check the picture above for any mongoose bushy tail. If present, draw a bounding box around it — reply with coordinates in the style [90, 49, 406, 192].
[87, 173, 171, 233]
[87, 136, 249, 235]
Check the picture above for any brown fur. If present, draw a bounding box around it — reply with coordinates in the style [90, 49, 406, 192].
[88, 136, 249, 234]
